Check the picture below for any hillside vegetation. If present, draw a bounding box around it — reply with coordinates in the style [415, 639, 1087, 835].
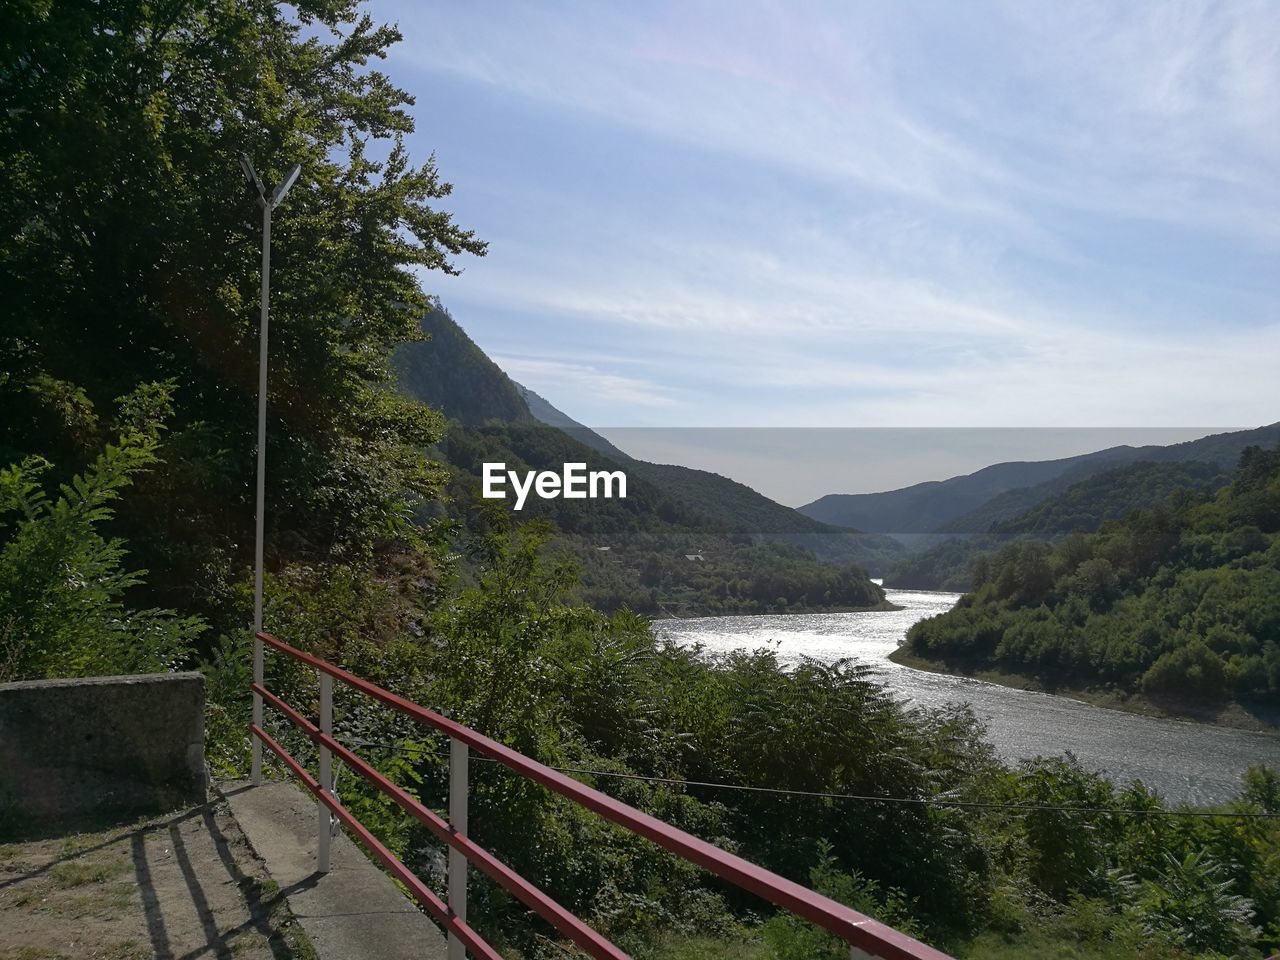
[394, 308, 532, 425]
[993, 460, 1230, 536]
[886, 460, 1236, 592]
[906, 447, 1280, 706]
[437, 422, 891, 614]
[396, 308, 905, 602]
[883, 535, 1006, 593]
[4, 3, 1279, 958]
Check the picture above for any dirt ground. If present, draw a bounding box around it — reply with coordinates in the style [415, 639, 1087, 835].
[0, 799, 316, 960]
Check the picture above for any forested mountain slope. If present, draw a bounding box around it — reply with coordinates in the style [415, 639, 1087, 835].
[905, 447, 1280, 706]
[395, 310, 898, 608]
[885, 460, 1235, 591]
[515, 381, 906, 569]
[396, 308, 905, 578]
[515, 383, 631, 460]
[394, 307, 532, 425]
[993, 460, 1230, 535]
[798, 448, 1138, 533]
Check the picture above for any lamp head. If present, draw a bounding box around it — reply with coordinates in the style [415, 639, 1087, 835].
[239, 152, 266, 203]
[270, 163, 302, 208]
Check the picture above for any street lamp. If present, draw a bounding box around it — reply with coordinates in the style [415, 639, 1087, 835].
[241, 153, 301, 785]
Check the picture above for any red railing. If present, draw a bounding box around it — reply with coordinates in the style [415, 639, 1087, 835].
[250, 630, 954, 960]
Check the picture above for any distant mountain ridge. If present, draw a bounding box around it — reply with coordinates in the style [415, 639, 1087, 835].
[800, 424, 1280, 536]
[393, 307, 905, 571]
[882, 458, 1239, 592]
[515, 384, 630, 461]
[512, 382, 904, 568]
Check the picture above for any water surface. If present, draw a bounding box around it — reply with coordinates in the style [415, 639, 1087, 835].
[653, 589, 1280, 805]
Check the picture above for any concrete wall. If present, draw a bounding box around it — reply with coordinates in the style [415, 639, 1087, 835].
[0, 672, 206, 831]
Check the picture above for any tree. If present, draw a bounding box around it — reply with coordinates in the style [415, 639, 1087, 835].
[1, 0, 485, 629]
[0, 421, 204, 681]
[1137, 851, 1259, 952]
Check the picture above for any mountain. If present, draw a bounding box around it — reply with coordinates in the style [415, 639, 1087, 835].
[514, 384, 631, 460]
[393, 307, 532, 425]
[883, 460, 1234, 592]
[798, 448, 1137, 535]
[992, 460, 1230, 536]
[904, 446, 1280, 713]
[396, 308, 840, 538]
[881, 535, 1002, 593]
[512, 381, 833, 536]
[801, 424, 1280, 536]
[512, 377, 905, 570]
[392, 308, 904, 612]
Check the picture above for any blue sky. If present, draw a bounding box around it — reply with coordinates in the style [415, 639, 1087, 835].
[376, 2, 1278, 448]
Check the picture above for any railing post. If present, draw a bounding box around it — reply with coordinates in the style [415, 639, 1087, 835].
[447, 734, 469, 960]
[851, 945, 874, 959]
[317, 672, 333, 873]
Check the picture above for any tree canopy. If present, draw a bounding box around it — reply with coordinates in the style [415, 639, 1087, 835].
[2, 0, 484, 628]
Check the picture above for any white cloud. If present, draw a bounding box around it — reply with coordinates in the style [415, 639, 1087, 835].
[392, 1, 1280, 430]
[492, 355, 681, 410]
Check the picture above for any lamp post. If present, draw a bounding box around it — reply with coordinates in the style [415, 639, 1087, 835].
[241, 153, 301, 785]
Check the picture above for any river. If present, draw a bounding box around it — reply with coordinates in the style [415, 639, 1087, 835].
[652, 587, 1280, 806]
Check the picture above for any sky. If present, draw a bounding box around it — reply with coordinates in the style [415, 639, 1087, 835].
[371, 2, 1279, 496]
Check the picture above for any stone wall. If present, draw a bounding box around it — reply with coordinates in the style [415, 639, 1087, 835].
[0, 672, 205, 832]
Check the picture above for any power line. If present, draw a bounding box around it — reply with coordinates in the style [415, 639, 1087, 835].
[313, 733, 1280, 821]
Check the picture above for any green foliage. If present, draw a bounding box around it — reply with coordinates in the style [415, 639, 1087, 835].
[908, 447, 1280, 703]
[1015, 756, 1116, 900]
[885, 534, 1007, 593]
[763, 840, 921, 959]
[938, 424, 1280, 536]
[0, 426, 203, 681]
[1136, 850, 1259, 952]
[435, 422, 892, 614]
[888, 460, 1244, 592]
[994, 461, 1230, 536]
[567, 535, 889, 616]
[211, 515, 1279, 957]
[628, 460, 887, 544]
[2, 0, 483, 629]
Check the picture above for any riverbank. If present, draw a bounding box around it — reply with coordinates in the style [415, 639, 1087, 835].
[888, 647, 1280, 735]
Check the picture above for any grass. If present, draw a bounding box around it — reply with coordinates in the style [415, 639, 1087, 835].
[50, 856, 129, 889]
[57, 833, 102, 857]
[646, 932, 770, 960]
[0, 948, 68, 960]
[957, 930, 1189, 960]
[57, 882, 138, 918]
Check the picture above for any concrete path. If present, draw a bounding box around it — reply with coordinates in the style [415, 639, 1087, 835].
[221, 780, 447, 960]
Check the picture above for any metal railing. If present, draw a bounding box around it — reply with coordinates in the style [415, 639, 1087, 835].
[249, 630, 954, 960]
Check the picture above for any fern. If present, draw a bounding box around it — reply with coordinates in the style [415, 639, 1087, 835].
[0, 434, 204, 681]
